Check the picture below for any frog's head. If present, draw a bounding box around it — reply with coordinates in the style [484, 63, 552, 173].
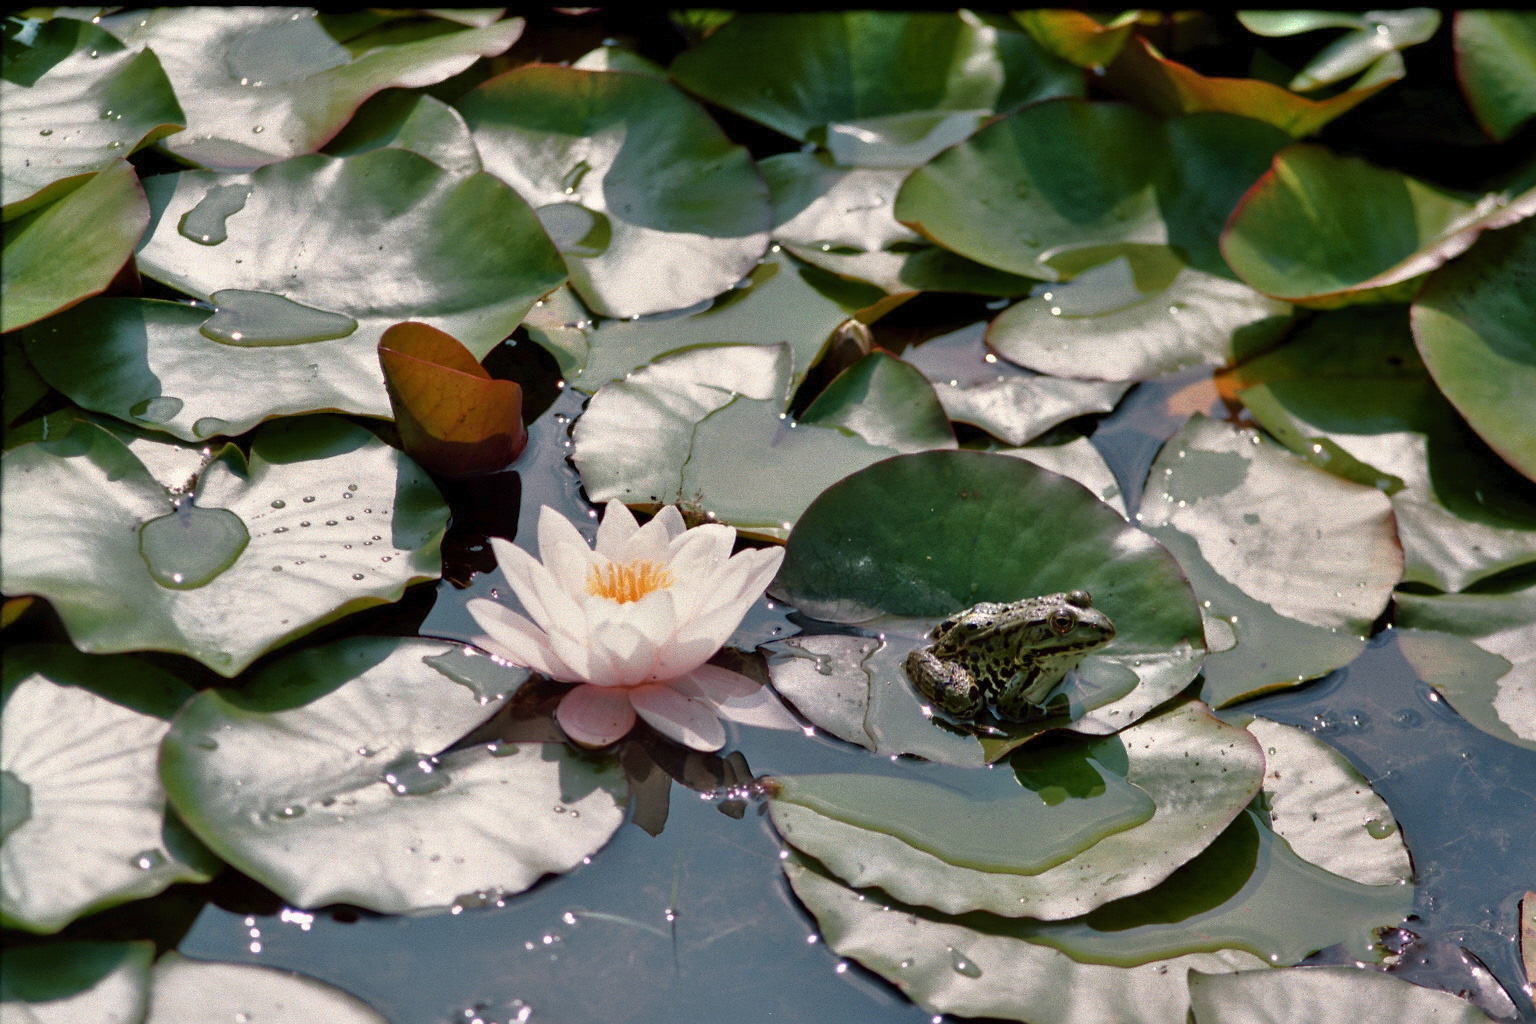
[934, 590, 1115, 659]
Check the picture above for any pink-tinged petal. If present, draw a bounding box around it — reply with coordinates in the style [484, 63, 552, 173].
[646, 632, 728, 681]
[465, 598, 575, 679]
[556, 684, 637, 748]
[593, 500, 640, 558]
[675, 666, 803, 733]
[537, 504, 595, 565]
[672, 663, 759, 700]
[630, 683, 727, 751]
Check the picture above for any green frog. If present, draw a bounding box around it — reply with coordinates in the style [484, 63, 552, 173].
[903, 591, 1115, 722]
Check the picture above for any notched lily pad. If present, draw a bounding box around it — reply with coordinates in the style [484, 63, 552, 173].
[0, 416, 447, 675]
[160, 636, 625, 914]
[1137, 415, 1400, 707]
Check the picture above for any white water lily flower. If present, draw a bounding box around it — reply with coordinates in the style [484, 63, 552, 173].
[467, 501, 794, 751]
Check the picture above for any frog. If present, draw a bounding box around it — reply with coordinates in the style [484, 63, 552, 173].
[903, 591, 1115, 722]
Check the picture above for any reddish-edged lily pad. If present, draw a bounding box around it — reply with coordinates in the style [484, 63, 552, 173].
[1013, 10, 1140, 70]
[379, 322, 527, 478]
[1454, 11, 1536, 142]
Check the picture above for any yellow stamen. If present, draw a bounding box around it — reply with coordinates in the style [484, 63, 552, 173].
[586, 559, 674, 604]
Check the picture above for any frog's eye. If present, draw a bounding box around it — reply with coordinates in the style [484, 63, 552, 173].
[1048, 609, 1077, 635]
[1067, 590, 1092, 609]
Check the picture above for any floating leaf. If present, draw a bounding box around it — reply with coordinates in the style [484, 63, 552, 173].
[160, 636, 625, 914]
[772, 450, 1205, 742]
[322, 91, 482, 176]
[996, 440, 1129, 518]
[1396, 584, 1536, 753]
[1186, 965, 1498, 1024]
[670, 11, 1081, 144]
[571, 45, 668, 78]
[459, 64, 770, 318]
[1238, 10, 1440, 92]
[0, 941, 153, 1024]
[1137, 415, 1400, 707]
[1228, 306, 1536, 592]
[1, 159, 147, 333]
[1, 645, 215, 934]
[1455, 11, 1536, 142]
[378, 321, 526, 477]
[102, 8, 523, 169]
[133, 149, 566, 422]
[0, 417, 447, 676]
[1013, 10, 1139, 70]
[1, 41, 182, 214]
[1412, 218, 1536, 484]
[1243, 717, 1412, 885]
[770, 700, 1264, 919]
[145, 952, 390, 1024]
[572, 343, 952, 539]
[1222, 145, 1535, 306]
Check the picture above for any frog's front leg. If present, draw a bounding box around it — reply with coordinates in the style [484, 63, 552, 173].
[994, 665, 1060, 721]
[904, 648, 985, 719]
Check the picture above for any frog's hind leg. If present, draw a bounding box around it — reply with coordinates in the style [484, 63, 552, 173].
[995, 665, 1056, 721]
[904, 649, 985, 719]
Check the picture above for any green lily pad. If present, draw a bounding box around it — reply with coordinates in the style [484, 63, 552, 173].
[1, 40, 182, 214]
[145, 952, 389, 1024]
[1186, 965, 1498, 1024]
[770, 700, 1265, 919]
[1455, 11, 1536, 142]
[102, 7, 523, 169]
[995, 440, 1129, 518]
[670, 11, 1082, 145]
[1242, 717, 1412, 885]
[1229, 306, 1536, 592]
[160, 636, 626, 914]
[1013, 10, 1139, 70]
[1396, 584, 1536, 753]
[1221, 145, 1535, 305]
[1136, 415, 1400, 707]
[322, 91, 482, 176]
[570, 45, 668, 78]
[1237, 10, 1440, 92]
[522, 249, 871, 392]
[2, 16, 122, 88]
[0, 416, 447, 676]
[1, 644, 216, 934]
[772, 449, 1205, 737]
[0, 941, 154, 1024]
[458, 64, 770, 318]
[1413, 218, 1536, 484]
[132, 149, 565, 422]
[1, 159, 147, 333]
[987, 245, 1291, 382]
[572, 343, 953, 540]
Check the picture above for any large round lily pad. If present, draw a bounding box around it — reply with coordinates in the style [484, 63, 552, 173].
[145, 952, 389, 1024]
[0, 940, 154, 1024]
[1136, 415, 1401, 707]
[1, 645, 216, 934]
[458, 64, 771, 319]
[770, 700, 1264, 918]
[0, 416, 447, 676]
[772, 449, 1205, 736]
[1186, 965, 1498, 1024]
[160, 636, 626, 914]
[133, 148, 566, 424]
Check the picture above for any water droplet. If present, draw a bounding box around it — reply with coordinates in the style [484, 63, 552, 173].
[131, 849, 167, 870]
[252, 125, 265, 134]
[139, 505, 249, 589]
[199, 290, 358, 347]
[303, 496, 316, 503]
[38, 128, 53, 136]
[177, 184, 252, 246]
[560, 159, 592, 193]
[277, 804, 305, 819]
[352, 573, 364, 580]
[192, 416, 230, 438]
[1364, 817, 1396, 839]
[947, 946, 983, 978]
[381, 751, 450, 796]
[129, 396, 184, 423]
[271, 500, 286, 509]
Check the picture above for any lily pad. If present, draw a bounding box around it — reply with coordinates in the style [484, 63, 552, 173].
[669, 11, 1082, 145]
[1, 41, 182, 214]
[1014, 10, 1139, 70]
[321, 91, 482, 176]
[102, 7, 523, 170]
[1228, 305, 1536, 592]
[145, 952, 389, 1024]
[1396, 584, 1536, 753]
[1243, 717, 1412, 885]
[132, 148, 566, 422]
[1412, 217, 1536, 484]
[458, 64, 771, 319]
[1455, 11, 1536, 142]
[0, 416, 447, 676]
[769, 700, 1265, 919]
[0, 941, 154, 1024]
[1221, 145, 1535, 306]
[572, 343, 953, 540]
[1136, 415, 1401, 707]
[160, 636, 626, 914]
[987, 245, 1290, 382]
[1186, 965, 1498, 1024]
[1, 644, 216, 934]
[522, 249, 872, 392]
[996, 440, 1129, 518]
[772, 449, 1205, 736]
[1, 159, 148, 333]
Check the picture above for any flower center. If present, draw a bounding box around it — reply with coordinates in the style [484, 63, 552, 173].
[586, 559, 674, 604]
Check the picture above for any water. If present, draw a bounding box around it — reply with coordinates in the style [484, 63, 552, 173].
[199, 290, 358, 347]
[177, 184, 253, 245]
[138, 504, 250, 590]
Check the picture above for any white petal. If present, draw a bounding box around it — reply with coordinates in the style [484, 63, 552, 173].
[556, 684, 637, 748]
[647, 633, 729, 681]
[667, 522, 736, 567]
[465, 598, 575, 679]
[538, 504, 595, 563]
[585, 619, 661, 687]
[630, 683, 727, 751]
[652, 505, 686, 541]
[593, 499, 639, 558]
[675, 666, 803, 733]
[619, 510, 677, 564]
[672, 663, 759, 700]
